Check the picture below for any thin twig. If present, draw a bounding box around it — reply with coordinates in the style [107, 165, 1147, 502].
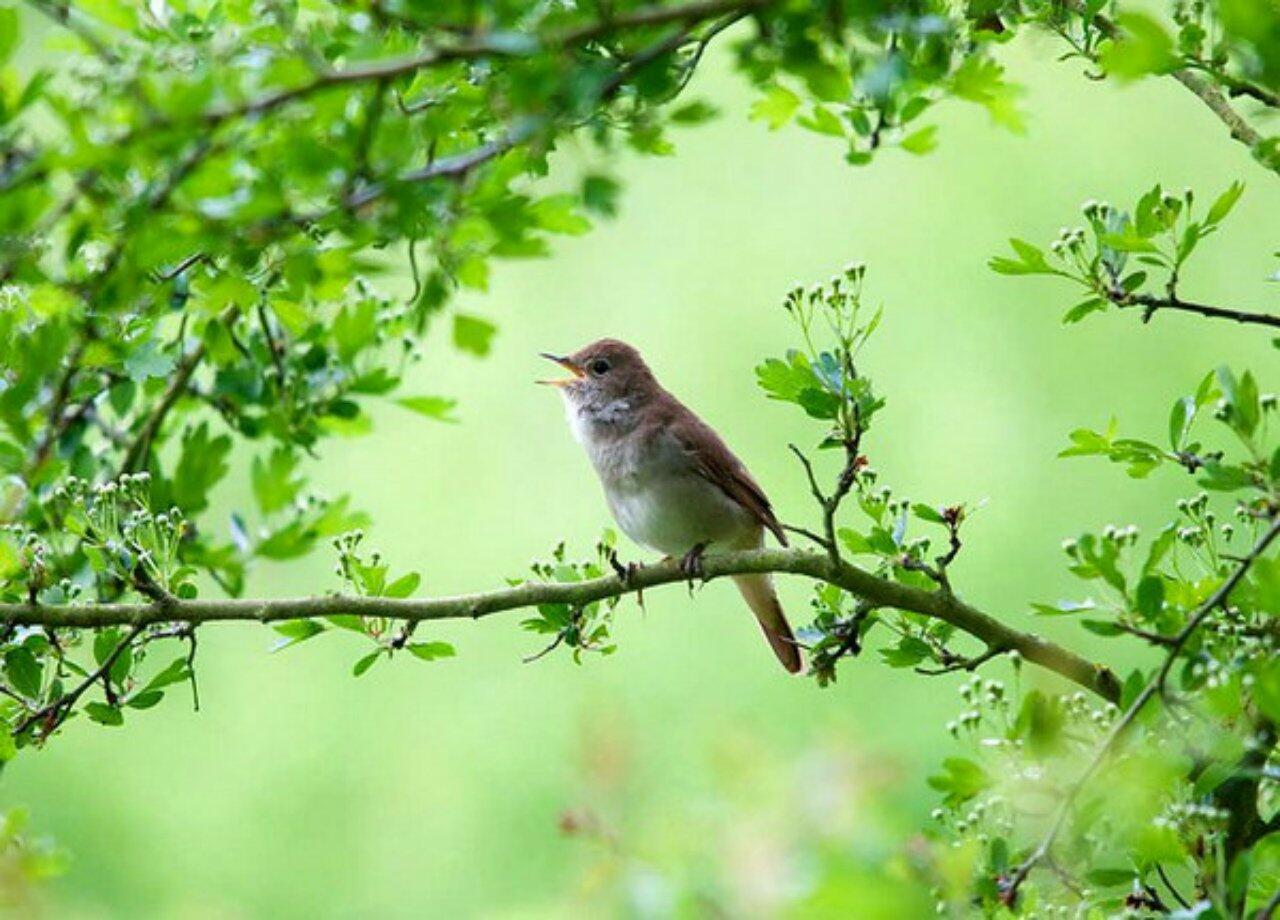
[1112, 291, 1280, 330]
[915, 644, 1008, 676]
[119, 306, 241, 474]
[1001, 516, 1280, 904]
[1057, 0, 1270, 166]
[12, 623, 145, 739]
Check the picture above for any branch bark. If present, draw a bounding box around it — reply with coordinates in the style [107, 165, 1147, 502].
[1001, 515, 1280, 904]
[1059, 0, 1273, 165]
[1114, 291, 1280, 330]
[0, 547, 1122, 702]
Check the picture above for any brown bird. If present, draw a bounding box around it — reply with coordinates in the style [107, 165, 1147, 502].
[540, 339, 801, 673]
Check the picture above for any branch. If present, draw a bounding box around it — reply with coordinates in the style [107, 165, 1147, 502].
[21, 0, 120, 64]
[342, 120, 541, 211]
[1113, 291, 1280, 330]
[118, 307, 240, 475]
[140, 0, 771, 133]
[0, 547, 1121, 702]
[915, 644, 1008, 676]
[1001, 515, 1280, 904]
[339, 7, 736, 215]
[1058, 0, 1272, 165]
[12, 623, 144, 738]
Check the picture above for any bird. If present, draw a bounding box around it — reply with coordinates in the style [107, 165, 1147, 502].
[539, 338, 802, 673]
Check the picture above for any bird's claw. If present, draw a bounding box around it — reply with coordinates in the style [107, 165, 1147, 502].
[679, 542, 709, 592]
[608, 549, 644, 608]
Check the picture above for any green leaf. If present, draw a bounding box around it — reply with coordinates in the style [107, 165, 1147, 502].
[1014, 691, 1066, 757]
[1205, 181, 1244, 225]
[396, 396, 457, 423]
[749, 85, 800, 130]
[127, 690, 165, 709]
[927, 757, 989, 804]
[0, 6, 20, 66]
[581, 175, 621, 217]
[668, 99, 718, 125]
[1099, 12, 1179, 79]
[1085, 868, 1135, 887]
[1255, 661, 1280, 723]
[123, 341, 176, 383]
[251, 447, 302, 516]
[271, 619, 327, 651]
[1062, 298, 1108, 324]
[352, 650, 382, 677]
[948, 56, 1024, 132]
[1030, 599, 1098, 616]
[1101, 230, 1160, 253]
[171, 422, 232, 514]
[452, 314, 497, 357]
[1169, 396, 1195, 449]
[838, 528, 873, 555]
[322, 615, 364, 635]
[384, 572, 421, 599]
[143, 658, 191, 692]
[332, 300, 377, 362]
[1135, 575, 1164, 619]
[899, 125, 938, 155]
[455, 255, 490, 292]
[4, 648, 42, 698]
[989, 239, 1057, 275]
[1143, 527, 1176, 574]
[879, 635, 931, 667]
[407, 641, 455, 661]
[1080, 618, 1123, 636]
[911, 503, 945, 524]
[1199, 461, 1252, 492]
[84, 702, 124, 726]
[797, 105, 845, 138]
[530, 194, 591, 236]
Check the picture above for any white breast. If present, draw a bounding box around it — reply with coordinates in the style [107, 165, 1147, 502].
[568, 404, 757, 556]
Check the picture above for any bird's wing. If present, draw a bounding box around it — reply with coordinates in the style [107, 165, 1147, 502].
[664, 404, 789, 547]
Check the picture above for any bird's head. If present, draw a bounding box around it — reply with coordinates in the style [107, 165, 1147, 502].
[539, 338, 659, 409]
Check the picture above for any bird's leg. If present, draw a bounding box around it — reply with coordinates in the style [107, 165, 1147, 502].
[679, 542, 710, 592]
[608, 549, 644, 608]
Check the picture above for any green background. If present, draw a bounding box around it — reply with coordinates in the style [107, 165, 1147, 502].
[6, 28, 1277, 918]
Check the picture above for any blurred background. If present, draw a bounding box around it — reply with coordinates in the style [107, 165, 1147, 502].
[4, 21, 1278, 918]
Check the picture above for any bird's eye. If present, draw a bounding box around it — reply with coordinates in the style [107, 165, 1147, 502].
[588, 358, 611, 376]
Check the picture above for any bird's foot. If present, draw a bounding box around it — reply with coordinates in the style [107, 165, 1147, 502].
[608, 549, 644, 608]
[679, 542, 710, 593]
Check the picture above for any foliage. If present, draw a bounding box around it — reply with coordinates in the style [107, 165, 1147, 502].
[989, 183, 1270, 327]
[0, 0, 1277, 914]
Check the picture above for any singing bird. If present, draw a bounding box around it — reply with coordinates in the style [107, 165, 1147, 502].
[540, 339, 801, 673]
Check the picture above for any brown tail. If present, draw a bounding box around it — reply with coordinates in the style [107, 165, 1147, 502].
[732, 574, 802, 674]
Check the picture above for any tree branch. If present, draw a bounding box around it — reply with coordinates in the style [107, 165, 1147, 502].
[141, 0, 772, 133]
[12, 623, 144, 738]
[1113, 291, 1280, 330]
[118, 306, 240, 475]
[1058, 0, 1272, 165]
[1001, 515, 1280, 905]
[0, 547, 1120, 702]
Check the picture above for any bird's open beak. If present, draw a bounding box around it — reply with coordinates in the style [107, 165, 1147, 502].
[537, 352, 584, 387]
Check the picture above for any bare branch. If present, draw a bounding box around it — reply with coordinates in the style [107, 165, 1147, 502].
[1112, 290, 1280, 330]
[915, 644, 1008, 676]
